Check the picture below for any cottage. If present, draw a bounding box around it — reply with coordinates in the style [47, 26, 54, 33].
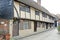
[0, 0, 56, 38]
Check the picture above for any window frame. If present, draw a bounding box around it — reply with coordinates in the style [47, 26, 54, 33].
[42, 12, 47, 18]
[20, 20, 31, 30]
[37, 22, 40, 27]
[20, 3, 30, 13]
[35, 10, 40, 16]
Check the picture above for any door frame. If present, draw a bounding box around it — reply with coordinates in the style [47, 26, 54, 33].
[46, 23, 48, 29]
[34, 21, 37, 32]
[13, 19, 19, 36]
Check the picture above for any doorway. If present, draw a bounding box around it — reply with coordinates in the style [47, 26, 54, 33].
[34, 21, 37, 32]
[46, 23, 48, 29]
[13, 20, 19, 36]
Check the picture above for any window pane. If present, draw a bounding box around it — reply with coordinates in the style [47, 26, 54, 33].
[35, 10, 39, 15]
[23, 21, 28, 29]
[25, 6, 30, 13]
[19, 20, 24, 30]
[20, 4, 30, 13]
[20, 6, 25, 11]
[42, 12, 47, 18]
[42, 23, 45, 28]
[20, 20, 31, 30]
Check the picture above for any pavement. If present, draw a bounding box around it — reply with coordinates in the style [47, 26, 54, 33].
[13, 28, 60, 40]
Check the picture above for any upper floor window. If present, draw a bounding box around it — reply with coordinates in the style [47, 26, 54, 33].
[25, 6, 30, 13]
[49, 16, 52, 19]
[20, 3, 30, 13]
[52, 17, 55, 20]
[35, 10, 40, 15]
[20, 6, 25, 11]
[42, 12, 47, 18]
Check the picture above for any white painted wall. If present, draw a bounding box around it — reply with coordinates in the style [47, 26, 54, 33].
[26, 12, 30, 19]
[14, 1, 20, 18]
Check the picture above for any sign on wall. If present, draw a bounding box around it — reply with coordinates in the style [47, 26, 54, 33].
[0, 0, 14, 19]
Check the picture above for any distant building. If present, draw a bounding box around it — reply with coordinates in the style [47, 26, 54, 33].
[55, 14, 60, 26]
[0, 0, 56, 38]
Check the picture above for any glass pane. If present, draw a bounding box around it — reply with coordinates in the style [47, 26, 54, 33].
[23, 21, 28, 29]
[35, 11, 39, 15]
[25, 6, 30, 13]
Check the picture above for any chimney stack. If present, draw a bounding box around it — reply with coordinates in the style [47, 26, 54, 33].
[37, 0, 41, 6]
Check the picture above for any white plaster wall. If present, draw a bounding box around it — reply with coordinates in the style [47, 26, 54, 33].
[14, 1, 20, 18]
[26, 12, 30, 19]
[19, 21, 34, 37]
[40, 12, 43, 21]
[36, 15, 39, 20]
[30, 7, 35, 20]
[20, 11, 26, 18]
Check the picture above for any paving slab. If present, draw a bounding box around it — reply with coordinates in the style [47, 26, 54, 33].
[14, 28, 60, 40]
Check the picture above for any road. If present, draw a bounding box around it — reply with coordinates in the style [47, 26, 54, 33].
[16, 28, 60, 40]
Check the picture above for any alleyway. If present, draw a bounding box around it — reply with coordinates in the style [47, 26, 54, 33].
[19, 28, 60, 40]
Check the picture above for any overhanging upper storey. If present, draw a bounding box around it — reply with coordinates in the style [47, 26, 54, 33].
[15, 0, 55, 18]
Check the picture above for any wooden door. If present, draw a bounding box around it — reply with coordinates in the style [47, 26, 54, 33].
[34, 21, 37, 32]
[46, 23, 48, 29]
[13, 20, 19, 36]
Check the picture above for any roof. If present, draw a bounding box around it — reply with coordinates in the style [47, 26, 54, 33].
[16, 0, 55, 18]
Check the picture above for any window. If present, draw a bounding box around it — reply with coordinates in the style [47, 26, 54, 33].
[20, 4, 30, 13]
[20, 6, 25, 11]
[42, 12, 47, 18]
[23, 21, 29, 29]
[37, 22, 40, 27]
[35, 10, 40, 15]
[42, 23, 45, 28]
[49, 16, 52, 19]
[52, 17, 54, 20]
[25, 6, 30, 13]
[20, 20, 31, 30]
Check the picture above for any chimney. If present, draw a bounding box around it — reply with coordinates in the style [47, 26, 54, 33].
[37, 0, 41, 6]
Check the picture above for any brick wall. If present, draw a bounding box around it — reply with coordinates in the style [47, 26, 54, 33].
[0, 19, 9, 34]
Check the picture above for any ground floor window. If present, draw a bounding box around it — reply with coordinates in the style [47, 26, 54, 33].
[42, 23, 45, 28]
[37, 22, 41, 28]
[37, 22, 40, 27]
[20, 20, 31, 30]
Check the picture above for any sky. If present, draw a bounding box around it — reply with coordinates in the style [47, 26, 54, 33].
[34, 0, 60, 15]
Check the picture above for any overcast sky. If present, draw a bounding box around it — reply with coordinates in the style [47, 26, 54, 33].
[34, 0, 60, 15]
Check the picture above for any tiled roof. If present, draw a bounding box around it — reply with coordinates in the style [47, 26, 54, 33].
[16, 0, 55, 18]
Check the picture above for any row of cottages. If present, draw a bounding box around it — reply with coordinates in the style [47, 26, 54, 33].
[12, 0, 56, 37]
[0, 0, 56, 38]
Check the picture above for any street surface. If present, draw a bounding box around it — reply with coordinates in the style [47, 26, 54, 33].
[16, 28, 60, 40]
